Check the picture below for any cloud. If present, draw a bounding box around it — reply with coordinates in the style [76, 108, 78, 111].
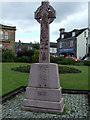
[51, 2, 88, 23]
[2, 2, 40, 20]
[50, 2, 88, 39]
[1, 2, 88, 43]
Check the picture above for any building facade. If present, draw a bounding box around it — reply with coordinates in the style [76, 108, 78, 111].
[15, 41, 57, 56]
[15, 41, 33, 53]
[57, 28, 90, 59]
[0, 24, 16, 52]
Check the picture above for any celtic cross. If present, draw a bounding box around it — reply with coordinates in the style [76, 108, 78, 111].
[35, 1, 56, 63]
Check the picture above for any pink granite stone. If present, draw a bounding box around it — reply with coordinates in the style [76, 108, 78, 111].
[22, 2, 64, 114]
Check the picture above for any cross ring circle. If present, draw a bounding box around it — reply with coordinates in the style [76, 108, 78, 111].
[35, 5, 56, 24]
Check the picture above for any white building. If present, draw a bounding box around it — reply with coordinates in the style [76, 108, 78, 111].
[57, 28, 90, 59]
[76, 28, 89, 59]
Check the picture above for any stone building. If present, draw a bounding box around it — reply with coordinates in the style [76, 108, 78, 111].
[0, 24, 16, 52]
[15, 41, 33, 53]
[57, 28, 90, 59]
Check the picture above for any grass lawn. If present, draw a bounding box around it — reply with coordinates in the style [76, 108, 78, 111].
[60, 65, 88, 90]
[2, 63, 30, 96]
[2, 63, 89, 96]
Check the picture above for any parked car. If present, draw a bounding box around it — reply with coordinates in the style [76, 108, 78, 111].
[84, 57, 90, 60]
[65, 56, 80, 62]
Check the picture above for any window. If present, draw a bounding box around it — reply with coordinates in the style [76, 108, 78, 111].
[61, 34, 64, 39]
[72, 32, 75, 37]
[4, 31, 8, 40]
[70, 40, 73, 47]
[84, 31, 86, 37]
[50, 48, 52, 53]
[50, 48, 57, 53]
[0, 31, 4, 39]
[60, 42, 62, 48]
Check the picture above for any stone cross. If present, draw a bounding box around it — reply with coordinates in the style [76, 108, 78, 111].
[35, 2, 56, 63]
[22, 2, 64, 113]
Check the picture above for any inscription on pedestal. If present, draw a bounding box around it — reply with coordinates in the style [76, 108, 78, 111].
[38, 91, 47, 96]
[38, 65, 49, 87]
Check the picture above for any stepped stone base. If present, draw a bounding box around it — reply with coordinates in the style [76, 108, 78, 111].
[22, 103, 64, 114]
[22, 63, 64, 113]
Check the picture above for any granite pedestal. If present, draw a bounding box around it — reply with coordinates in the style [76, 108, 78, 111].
[22, 63, 64, 113]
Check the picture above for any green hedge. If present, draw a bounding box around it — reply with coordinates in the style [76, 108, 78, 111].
[50, 56, 82, 65]
[84, 60, 90, 66]
[2, 50, 15, 62]
[15, 56, 32, 63]
[50, 56, 65, 63]
[58, 59, 76, 65]
[11, 65, 81, 74]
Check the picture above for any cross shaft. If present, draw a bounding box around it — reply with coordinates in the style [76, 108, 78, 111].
[35, 2, 56, 63]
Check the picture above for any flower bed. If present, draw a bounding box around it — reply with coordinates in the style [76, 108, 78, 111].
[58, 65, 81, 73]
[11, 65, 81, 74]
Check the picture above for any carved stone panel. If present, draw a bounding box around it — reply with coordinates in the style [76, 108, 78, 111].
[38, 65, 49, 87]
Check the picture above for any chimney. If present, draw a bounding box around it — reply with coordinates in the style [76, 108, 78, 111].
[59, 28, 65, 36]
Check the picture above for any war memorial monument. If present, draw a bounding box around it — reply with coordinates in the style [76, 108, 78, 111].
[22, 1, 64, 113]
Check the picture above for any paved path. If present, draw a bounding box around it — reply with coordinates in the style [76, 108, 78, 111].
[1, 92, 89, 119]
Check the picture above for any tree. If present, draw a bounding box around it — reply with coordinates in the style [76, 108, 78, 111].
[21, 46, 28, 51]
[32, 50, 39, 63]
[2, 50, 16, 62]
[32, 43, 40, 50]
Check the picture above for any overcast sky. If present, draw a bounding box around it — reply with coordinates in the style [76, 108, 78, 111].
[1, 1, 88, 43]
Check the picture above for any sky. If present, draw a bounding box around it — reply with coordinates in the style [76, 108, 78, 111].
[1, 1, 89, 43]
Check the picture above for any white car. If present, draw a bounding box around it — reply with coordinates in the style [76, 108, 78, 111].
[84, 57, 90, 60]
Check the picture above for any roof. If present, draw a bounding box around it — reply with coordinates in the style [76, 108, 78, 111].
[0, 24, 16, 30]
[50, 42, 57, 48]
[57, 28, 88, 41]
[15, 42, 32, 47]
[15, 42, 57, 48]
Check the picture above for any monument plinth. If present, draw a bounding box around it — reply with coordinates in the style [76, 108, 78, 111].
[22, 1, 64, 114]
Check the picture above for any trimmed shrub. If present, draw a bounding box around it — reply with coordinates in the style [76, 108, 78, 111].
[16, 50, 34, 63]
[2, 50, 15, 62]
[50, 56, 58, 63]
[75, 62, 83, 66]
[58, 59, 76, 65]
[50, 56, 82, 66]
[50, 56, 65, 63]
[24, 50, 34, 57]
[32, 50, 39, 63]
[84, 60, 90, 66]
[15, 56, 32, 63]
[17, 51, 25, 57]
[32, 54, 39, 63]
[57, 56, 65, 62]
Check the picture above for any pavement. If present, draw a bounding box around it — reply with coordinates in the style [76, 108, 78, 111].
[1, 91, 89, 119]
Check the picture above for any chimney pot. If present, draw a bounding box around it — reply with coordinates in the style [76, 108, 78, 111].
[59, 28, 65, 36]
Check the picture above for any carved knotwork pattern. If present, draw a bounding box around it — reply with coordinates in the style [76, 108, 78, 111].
[35, 4, 56, 24]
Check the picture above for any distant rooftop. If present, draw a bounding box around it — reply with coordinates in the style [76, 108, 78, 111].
[57, 28, 88, 41]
